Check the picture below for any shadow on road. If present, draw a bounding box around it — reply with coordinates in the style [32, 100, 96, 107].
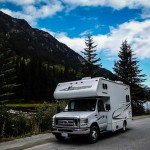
[53, 128, 132, 145]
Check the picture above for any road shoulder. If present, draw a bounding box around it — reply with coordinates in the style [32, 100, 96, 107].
[0, 133, 53, 150]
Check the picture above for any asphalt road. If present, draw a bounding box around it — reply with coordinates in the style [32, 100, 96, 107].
[1, 117, 150, 150]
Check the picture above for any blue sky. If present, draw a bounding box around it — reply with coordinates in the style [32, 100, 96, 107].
[0, 0, 150, 86]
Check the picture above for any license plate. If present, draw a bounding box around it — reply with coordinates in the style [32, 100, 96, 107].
[61, 132, 68, 138]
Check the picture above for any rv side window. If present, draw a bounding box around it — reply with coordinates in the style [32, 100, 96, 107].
[126, 95, 130, 102]
[98, 100, 105, 111]
[102, 83, 107, 90]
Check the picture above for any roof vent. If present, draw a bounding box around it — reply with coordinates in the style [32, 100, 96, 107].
[116, 81, 123, 84]
[82, 77, 91, 80]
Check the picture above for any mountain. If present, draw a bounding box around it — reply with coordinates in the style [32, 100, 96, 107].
[0, 11, 84, 70]
[0, 11, 117, 102]
[0, 10, 115, 78]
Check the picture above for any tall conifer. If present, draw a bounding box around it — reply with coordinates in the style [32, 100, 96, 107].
[0, 34, 18, 102]
[81, 33, 101, 77]
[113, 40, 146, 100]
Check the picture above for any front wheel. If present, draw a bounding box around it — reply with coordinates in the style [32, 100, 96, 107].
[55, 135, 65, 141]
[122, 121, 127, 132]
[88, 125, 99, 144]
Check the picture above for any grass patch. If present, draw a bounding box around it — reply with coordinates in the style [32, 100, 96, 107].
[6, 103, 51, 108]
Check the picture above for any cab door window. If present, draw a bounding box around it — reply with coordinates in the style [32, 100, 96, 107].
[98, 100, 105, 111]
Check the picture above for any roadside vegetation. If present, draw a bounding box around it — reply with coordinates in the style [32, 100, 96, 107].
[0, 101, 67, 141]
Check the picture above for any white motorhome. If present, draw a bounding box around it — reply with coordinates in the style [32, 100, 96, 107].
[52, 77, 132, 143]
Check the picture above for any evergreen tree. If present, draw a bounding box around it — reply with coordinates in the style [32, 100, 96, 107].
[81, 33, 102, 77]
[0, 34, 18, 102]
[113, 40, 146, 100]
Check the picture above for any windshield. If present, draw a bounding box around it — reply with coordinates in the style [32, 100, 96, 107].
[65, 99, 97, 111]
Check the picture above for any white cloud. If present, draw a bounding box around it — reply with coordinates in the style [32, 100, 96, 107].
[0, 0, 149, 27]
[40, 28, 57, 37]
[100, 20, 150, 59]
[0, 0, 63, 26]
[79, 30, 91, 37]
[95, 24, 100, 29]
[56, 33, 85, 53]
[0, 8, 37, 25]
[81, 17, 98, 21]
[55, 20, 150, 59]
[3, 0, 150, 10]
[62, 0, 150, 19]
[63, 0, 150, 10]
[39, 28, 85, 53]
[1, 1, 149, 59]
[23, 1, 63, 18]
[141, 8, 150, 19]
[0, 0, 35, 5]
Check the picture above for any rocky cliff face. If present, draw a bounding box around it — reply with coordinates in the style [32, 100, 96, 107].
[0, 11, 83, 69]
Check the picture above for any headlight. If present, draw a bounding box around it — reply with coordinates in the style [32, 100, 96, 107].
[52, 117, 55, 126]
[80, 118, 88, 127]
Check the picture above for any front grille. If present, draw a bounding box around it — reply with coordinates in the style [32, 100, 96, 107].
[55, 118, 79, 127]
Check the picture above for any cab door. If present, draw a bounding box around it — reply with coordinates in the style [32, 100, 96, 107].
[97, 100, 108, 131]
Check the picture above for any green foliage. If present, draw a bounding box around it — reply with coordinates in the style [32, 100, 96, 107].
[81, 33, 102, 77]
[0, 101, 67, 140]
[143, 86, 150, 100]
[35, 101, 67, 132]
[6, 103, 47, 108]
[0, 104, 9, 138]
[0, 34, 19, 102]
[113, 40, 147, 115]
[8, 113, 31, 137]
[35, 103, 56, 132]
[132, 101, 145, 116]
[14, 57, 78, 102]
[0, 32, 115, 103]
[0, 104, 32, 139]
[113, 40, 146, 100]
[114, 40, 146, 86]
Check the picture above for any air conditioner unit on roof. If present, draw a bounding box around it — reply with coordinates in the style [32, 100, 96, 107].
[81, 77, 91, 80]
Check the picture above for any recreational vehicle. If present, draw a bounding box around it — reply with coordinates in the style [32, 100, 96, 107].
[52, 77, 132, 143]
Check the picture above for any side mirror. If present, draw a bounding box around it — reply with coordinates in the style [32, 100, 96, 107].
[105, 104, 110, 111]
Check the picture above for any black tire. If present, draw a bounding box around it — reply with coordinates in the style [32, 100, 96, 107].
[88, 125, 99, 144]
[55, 135, 65, 141]
[122, 121, 127, 132]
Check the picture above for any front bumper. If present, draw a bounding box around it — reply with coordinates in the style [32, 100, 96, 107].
[52, 127, 90, 135]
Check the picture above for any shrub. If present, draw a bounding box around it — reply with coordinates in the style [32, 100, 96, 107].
[0, 104, 32, 139]
[9, 113, 32, 137]
[35, 101, 67, 132]
[0, 101, 67, 139]
[0, 104, 10, 138]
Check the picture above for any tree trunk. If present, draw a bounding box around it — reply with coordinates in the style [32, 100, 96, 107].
[0, 120, 6, 138]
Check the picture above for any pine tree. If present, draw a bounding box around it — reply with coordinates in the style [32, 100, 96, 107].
[0, 34, 18, 102]
[81, 33, 102, 77]
[113, 40, 146, 100]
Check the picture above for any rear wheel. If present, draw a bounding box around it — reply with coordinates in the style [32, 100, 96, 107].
[89, 125, 99, 143]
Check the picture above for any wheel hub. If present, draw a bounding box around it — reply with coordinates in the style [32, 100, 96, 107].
[92, 130, 97, 139]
